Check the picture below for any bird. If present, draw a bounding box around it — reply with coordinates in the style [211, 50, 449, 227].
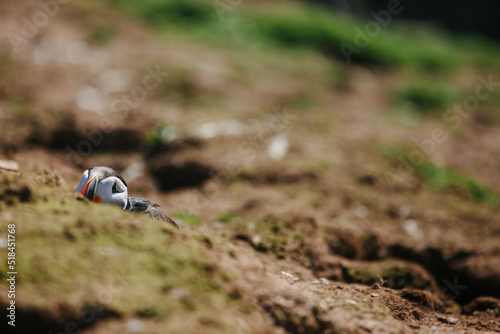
[76, 166, 178, 228]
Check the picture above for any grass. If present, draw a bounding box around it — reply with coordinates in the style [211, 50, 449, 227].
[413, 162, 499, 207]
[104, 0, 500, 69]
[393, 85, 461, 115]
[173, 212, 202, 226]
[6, 97, 31, 116]
[216, 212, 236, 223]
[87, 23, 117, 44]
[145, 124, 176, 147]
[107, 0, 214, 27]
[382, 145, 499, 207]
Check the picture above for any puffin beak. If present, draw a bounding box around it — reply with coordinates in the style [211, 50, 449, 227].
[80, 175, 98, 201]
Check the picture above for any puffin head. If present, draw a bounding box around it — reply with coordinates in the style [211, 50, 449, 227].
[76, 166, 128, 210]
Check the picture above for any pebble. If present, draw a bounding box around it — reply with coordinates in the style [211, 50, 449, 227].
[309, 278, 330, 285]
[252, 235, 262, 245]
[319, 278, 330, 285]
[0, 160, 19, 172]
[275, 296, 294, 308]
[371, 293, 379, 297]
[353, 204, 368, 218]
[169, 288, 187, 300]
[280, 271, 299, 281]
[125, 319, 144, 333]
[437, 316, 458, 325]
[403, 219, 424, 240]
[267, 133, 289, 161]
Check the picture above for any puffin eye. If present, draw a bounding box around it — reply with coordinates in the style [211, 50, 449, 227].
[112, 182, 118, 193]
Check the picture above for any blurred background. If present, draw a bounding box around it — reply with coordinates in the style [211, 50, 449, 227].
[1, 0, 500, 333]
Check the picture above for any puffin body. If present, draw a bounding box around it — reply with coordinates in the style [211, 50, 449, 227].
[76, 166, 178, 228]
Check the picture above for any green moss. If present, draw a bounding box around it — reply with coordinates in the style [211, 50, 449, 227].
[413, 162, 499, 206]
[382, 145, 499, 206]
[173, 212, 202, 226]
[393, 85, 461, 115]
[137, 305, 170, 318]
[87, 23, 117, 44]
[145, 123, 176, 147]
[0, 170, 256, 333]
[216, 212, 236, 223]
[6, 97, 31, 116]
[234, 214, 313, 260]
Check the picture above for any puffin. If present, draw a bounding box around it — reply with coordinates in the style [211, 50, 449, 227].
[76, 166, 178, 228]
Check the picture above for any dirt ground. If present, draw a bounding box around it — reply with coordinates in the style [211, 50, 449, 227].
[1, 1, 499, 333]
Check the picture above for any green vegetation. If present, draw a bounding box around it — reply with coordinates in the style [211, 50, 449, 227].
[413, 162, 499, 207]
[233, 214, 320, 266]
[7, 97, 31, 116]
[107, 0, 214, 27]
[216, 212, 236, 223]
[173, 212, 202, 226]
[382, 145, 499, 207]
[236, 214, 303, 257]
[145, 124, 176, 147]
[87, 23, 117, 44]
[0, 170, 248, 332]
[393, 85, 461, 115]
[105, 0, 500, 69]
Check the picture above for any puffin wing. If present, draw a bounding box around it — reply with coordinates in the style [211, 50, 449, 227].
[128, 197, 179, 228]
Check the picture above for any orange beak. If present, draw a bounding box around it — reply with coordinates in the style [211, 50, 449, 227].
[80, 175, 98, 201]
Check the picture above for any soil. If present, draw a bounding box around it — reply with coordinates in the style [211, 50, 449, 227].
[0, 1, 499, 333]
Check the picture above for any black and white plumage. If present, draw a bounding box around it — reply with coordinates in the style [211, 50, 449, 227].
[76, 166, 178, 228]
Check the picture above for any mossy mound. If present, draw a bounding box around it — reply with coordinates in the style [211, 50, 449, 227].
[0, 170, 260, 333]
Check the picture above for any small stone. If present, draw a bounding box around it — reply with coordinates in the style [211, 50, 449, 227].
[403, 219, 423, 240]
[169, 288, 187, 300]
[308, 278, 330, 285]
[2, 212, 13, 221]
[280, 271, 299, 281]
[211, 222, 224, 230]
[437, 316, 458, 325]
[125, 319, 144, 333]
[353, 204, 368, 218]
[0, 160, 19, 172]
[100, 246, 118, 257]
[400, 204, 411, 218]
[267, 133, 289, 161]
[252, 235, 262, 245]
[275, 296, 294, 308]
[319, 278, 330, 285]
[371, 293, 379, 297]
